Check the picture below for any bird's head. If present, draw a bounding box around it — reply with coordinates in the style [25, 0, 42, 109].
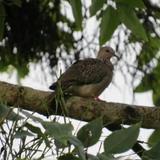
[97, 46, 118, 62]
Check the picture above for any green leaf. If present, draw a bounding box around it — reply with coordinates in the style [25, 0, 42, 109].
[17, 65, 29, 78]
[135, 62, 160, 105]
[153, 91, 160, 106]
[116, 0, 145, 9]
[54, 139, 68, 149]
[77, 117, 103, 147]
[155, 11, 160, 19]
[134, 74, 153, 92]
[13, 0, 22, 7]
[117, 4, 148, 41]
[69, 136, 86, 160]
[21, 112, 54, 147]
[42, 121, 73, 145]
[87, 154, 99, 160]
[104, 123, 140, 154]
[89, 0, 106, 16]
[150, 37, 160, 49]
[14, 130, 34, 139]
[69, 0, 82, 30]
[16, 158, 30, 160]
[0, 3, 5, 40]
[148, 129, 160, 147]
[0, 103, 24, 122]
[21, 110, 44, 123]
[98, 153, 116, 160]
[136, 36, 160, 69]
[143, 141, 160, 160]
[136, 62, 160, 105]
[58, 153, 80, 160]
[25, 123, 43, 137]
[99, 6, 120, 45]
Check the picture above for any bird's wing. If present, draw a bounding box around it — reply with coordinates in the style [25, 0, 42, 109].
[57, 58, 111, 90]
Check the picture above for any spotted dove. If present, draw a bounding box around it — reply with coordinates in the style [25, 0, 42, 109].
[49, 46, 116, 98]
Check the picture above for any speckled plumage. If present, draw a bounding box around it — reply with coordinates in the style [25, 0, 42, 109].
[50, 46, 115, 97]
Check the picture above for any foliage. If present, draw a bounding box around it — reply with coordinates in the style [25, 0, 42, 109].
[0, 103, 146, 159]
[104, 123, 140, 154]
[89, 0, 160, 107]
[1, 103, 160, 159]
[143, 141, 160, 160]
[77, 117, 103, 147]
[0, 0, 160, 159]
[0, 0, 77, 76]
[0, 0, 159, 105]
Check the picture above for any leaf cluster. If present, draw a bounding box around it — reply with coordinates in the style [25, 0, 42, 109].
[89, 0, 160, 107]
[1, 103, 160, 160]
[0, 0, 77, 77]
[0, 0, 160, 102]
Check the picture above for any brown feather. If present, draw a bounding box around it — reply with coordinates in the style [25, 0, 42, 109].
[50, 46, 116, 97]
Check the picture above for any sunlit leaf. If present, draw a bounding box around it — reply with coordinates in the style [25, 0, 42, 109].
[100, 6, 120, 45]
[104, 123, 140, 154]
[77, 117, 103, 147]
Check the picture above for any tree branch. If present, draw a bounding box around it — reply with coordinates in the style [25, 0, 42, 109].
[0, 80, 159, 129]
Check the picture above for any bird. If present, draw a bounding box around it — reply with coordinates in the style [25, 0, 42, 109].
[49, 46, 117, 98]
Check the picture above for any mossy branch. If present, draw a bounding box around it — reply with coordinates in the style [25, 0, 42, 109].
[0, 80, 159, 129]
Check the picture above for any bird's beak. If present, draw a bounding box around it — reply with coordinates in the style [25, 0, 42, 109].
[113, 53, 120, 60]
[110, 53, 120, 64]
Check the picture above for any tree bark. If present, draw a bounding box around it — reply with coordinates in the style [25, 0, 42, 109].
[0, 80, 159, 129]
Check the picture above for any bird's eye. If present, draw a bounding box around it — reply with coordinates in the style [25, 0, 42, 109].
[106, 49, 109, 52]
